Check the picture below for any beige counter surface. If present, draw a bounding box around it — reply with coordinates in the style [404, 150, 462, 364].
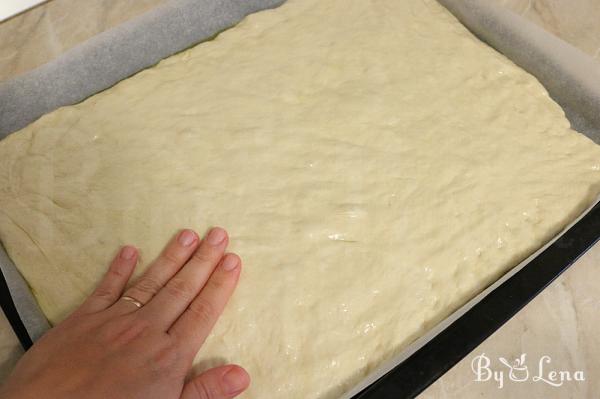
[1, 1, 599, 397]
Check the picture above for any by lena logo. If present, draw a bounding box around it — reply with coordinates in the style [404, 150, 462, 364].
[471, 353, 585, 389]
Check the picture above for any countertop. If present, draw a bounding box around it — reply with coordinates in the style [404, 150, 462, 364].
[1, 0, 599, 397]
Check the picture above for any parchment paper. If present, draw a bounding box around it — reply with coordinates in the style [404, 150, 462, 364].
[1, 0, 599, 395]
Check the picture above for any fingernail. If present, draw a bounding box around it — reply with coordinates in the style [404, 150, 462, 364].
[178, 229, 197, 247]
[221, 254, 239, 271]
[120, 246, 137, 260]
[222, 366, 249, 395]
[207, 227, 227, 246]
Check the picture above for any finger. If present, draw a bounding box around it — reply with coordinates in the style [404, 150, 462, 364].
[75, 246, 138, 315]
[110, 229, 199, 315]
[138, 227, 228, 328]
[180, 365, 250, 399]
[169, 253, 240, 354]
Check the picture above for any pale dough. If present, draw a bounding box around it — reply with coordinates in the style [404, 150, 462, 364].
[1, 0, 600, 397]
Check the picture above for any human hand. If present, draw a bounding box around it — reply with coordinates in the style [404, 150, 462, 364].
[0, 227, 248, 399]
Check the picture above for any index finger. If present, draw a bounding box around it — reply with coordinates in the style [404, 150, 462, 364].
[168, 253, 242, 357]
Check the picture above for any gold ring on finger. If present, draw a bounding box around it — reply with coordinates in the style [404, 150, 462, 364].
[120, 295, 144, 309]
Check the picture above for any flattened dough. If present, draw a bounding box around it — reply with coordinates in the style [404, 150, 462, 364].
[1, 0, 600, 397]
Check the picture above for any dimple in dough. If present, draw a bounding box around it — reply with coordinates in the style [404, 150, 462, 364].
[1, 0, 600, 397]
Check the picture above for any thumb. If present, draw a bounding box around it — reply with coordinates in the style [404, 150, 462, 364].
[180, 365, 250, 399]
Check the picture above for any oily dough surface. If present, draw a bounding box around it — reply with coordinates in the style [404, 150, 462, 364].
[1, 0, 600, 397]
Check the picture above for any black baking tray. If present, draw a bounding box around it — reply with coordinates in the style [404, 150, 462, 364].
[0, 267, 33, 349]
[2, 201, 599, 397]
